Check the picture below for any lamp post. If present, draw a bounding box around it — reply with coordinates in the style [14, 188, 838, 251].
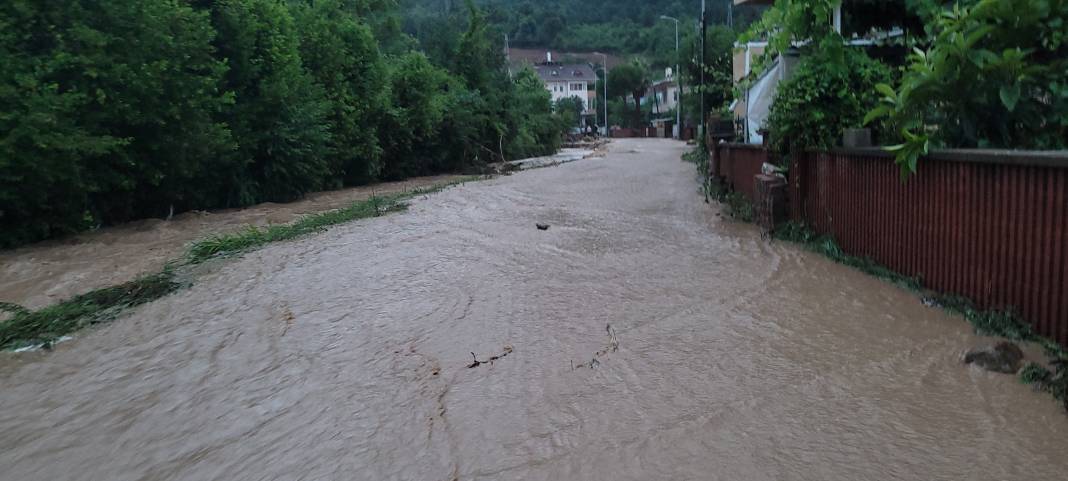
[595, 52, 608, 137]
[660, 15, 681, 139]
[700, 0, 706, 138]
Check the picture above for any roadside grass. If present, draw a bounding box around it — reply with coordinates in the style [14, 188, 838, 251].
[683, 146, 755, 221]
[774, 220, 1068, 410]
[0, 177, 480, 351]
[186, 193, 406, 263]
[723, 192, 755, 222]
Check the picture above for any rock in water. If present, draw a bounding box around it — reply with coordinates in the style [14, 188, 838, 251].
[536, 223, 550, 231]
[964, 341, 1024, 374]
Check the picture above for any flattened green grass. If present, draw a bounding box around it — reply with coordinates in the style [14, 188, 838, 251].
[1, 177, 480, 350]
[187, 195, 405, 263]
[0, 270, 181, 350]
[187, 178, 477, 263]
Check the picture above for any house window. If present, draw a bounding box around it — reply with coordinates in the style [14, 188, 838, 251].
[570, 83, 583, 91]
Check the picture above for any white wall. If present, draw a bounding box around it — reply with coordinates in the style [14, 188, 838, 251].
[546, 81, 588, 112]
[651, 84, 679, 114]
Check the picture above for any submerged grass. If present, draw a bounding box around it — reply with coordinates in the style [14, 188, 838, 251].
[186, 194, 406, 263]
[683, 147, 755, 222]
[723, 191, 755, 223]
[186, 177, 478, 264]
[773, 220, 1068, 410]
[0, 270, 182, 350]
[0, 177, 480, 351]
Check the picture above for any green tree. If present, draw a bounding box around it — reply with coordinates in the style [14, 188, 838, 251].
[0, 0, 231, 246]
[508, 68, 560, 158]
[607, 61, 651, 128]
[290, 0, 389, 186]
[681, 25, 736, 123]
[554, 96, 585, 131]
[378, 52, 452, 179]
[208, 0, 332, 205]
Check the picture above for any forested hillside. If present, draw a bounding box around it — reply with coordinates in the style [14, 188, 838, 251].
[402, 0, 763, 58]
[0, 0, 568, 248]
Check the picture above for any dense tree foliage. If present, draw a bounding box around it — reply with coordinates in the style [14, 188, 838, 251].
[0, 0, 571, 248]
[402, 0, 765, 64]
[606, 61, 652, 128]
[0, 0, 232, 244]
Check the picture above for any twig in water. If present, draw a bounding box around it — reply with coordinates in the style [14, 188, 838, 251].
[467, 346, 514, 369]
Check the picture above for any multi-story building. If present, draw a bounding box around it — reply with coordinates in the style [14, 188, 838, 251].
[531, 54, 596, 115]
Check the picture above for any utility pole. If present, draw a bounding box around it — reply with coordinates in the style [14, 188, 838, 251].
[660, 16, 681, 139]
[504, 33, 511, 78]
[598, 53, 609, 136]
[700, 0, 707, 139]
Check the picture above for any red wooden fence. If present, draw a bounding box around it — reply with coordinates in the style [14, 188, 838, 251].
[714, 143, 1068, 345]
[711, 143, 768, 203]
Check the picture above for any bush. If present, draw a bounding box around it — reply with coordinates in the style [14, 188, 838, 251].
[766, 40, 892, 157]
[378, 52, 453, 180]
[867, 0, 1068, 176]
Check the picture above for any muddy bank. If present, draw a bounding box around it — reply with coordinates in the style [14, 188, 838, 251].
[0, 139, 1065, 480]
[0, 175, 462, 310]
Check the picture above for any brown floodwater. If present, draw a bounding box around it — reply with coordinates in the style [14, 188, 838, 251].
[0, 139, 1064, 480]
[0, 174, 462, 310]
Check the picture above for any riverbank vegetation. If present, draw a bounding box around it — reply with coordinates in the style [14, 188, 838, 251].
[0, 0, 571, 249]
[0, 270, 182, 351]
[186, 178, 474, 263]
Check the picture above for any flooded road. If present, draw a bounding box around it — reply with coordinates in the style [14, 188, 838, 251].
[1, 138, 1065, 480]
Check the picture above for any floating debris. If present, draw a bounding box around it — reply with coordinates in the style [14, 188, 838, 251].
[467, 345, 514, 368]
[964, 341, 1024, 374]
[12, 336, 74, 353]
[573, 324, 620, 370]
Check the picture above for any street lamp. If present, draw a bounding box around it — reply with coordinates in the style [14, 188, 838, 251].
[660, 15, 681, 139]
[594, 52, 609, 137]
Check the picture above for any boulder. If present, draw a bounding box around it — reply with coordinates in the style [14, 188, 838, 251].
[964, 341, 1024, 374]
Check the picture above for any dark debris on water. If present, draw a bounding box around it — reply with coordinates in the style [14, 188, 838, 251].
[467, 345, 514, 368]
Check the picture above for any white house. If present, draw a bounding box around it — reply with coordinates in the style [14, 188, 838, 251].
[649, 68, 680, 116]
[532, 56, 596, 115]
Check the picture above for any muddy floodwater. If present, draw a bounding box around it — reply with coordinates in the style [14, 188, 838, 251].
[0, 139, 1065, 480]
[0, 174, 462, 310]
